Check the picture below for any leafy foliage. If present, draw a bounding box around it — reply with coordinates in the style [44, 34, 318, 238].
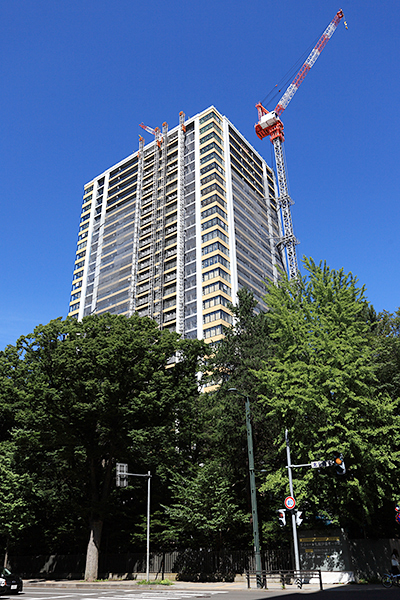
[161, 461, 249, 550]
[255, 258, 400, 535]
[0, 313, 207, 571]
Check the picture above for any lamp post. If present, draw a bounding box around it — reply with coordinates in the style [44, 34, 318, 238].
[228, 388, 262, 588]
[116, 465, 152, 581]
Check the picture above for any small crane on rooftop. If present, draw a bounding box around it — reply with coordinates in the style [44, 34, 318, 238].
[255, 9, 346, 280]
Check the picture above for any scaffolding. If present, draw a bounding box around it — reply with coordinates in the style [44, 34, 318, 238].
[148, 128, 161, 319]
[128, 136, 145, 315]
[154, 122, 169, 327]
[176, 111, 186, 335]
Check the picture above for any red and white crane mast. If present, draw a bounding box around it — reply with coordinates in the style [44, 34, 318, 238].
[255, 9, 345, 280]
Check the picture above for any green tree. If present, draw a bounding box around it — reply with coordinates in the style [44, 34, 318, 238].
[1, 313, 205, 580]
[254, 258, 400, 535]
[374, 308, 400, 402]
[161, 461, 249, 550]
[0, 442, 32, 567]
[196, 288, 273, 548]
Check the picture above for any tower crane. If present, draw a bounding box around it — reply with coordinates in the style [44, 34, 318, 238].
[255, 9, 345, 280]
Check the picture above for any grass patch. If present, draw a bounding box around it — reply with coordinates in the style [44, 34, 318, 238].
[137, 579, 174, 586]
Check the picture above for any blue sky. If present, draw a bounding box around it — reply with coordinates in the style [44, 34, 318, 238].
[1, 0, 399, 349]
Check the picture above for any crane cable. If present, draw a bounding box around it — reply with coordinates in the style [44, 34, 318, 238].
[261, 33, 321, 109]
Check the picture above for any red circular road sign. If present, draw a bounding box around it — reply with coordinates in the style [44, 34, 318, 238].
[284, 496, 296, 510]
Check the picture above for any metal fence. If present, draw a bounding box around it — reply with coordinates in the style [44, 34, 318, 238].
[10, 548, 292, 580]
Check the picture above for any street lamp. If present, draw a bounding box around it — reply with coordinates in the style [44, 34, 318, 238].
[228, 388, 262, 588]
[116, 465, 152, 581]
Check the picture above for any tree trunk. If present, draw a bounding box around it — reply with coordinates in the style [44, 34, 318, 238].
[3, 537, 9, 569]
[84, 520, 103, 581]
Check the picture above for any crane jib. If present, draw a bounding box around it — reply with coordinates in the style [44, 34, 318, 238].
[274, 9, 344, 116]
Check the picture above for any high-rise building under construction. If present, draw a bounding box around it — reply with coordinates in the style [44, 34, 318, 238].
[68, 106, 286, 342]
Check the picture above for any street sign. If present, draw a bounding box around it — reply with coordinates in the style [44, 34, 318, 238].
[311, 460, 334, 469]
[116, 462, 128, 487]
[284, 496, 296, 510]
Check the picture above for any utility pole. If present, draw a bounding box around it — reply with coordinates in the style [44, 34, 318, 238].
[229, 389, 262, 587]
[285, 429, 301, 573]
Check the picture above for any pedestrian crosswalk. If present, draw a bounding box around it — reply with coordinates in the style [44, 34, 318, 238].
[82, 591, 228, 600]
[25, 589, 229, 600]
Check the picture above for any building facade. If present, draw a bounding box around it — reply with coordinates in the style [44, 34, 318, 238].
[68, 106, 286, 343]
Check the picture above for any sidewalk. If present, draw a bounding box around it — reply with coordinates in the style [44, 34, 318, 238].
[22, 578, 331, 592]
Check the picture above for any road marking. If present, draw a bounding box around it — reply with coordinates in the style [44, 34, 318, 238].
[79, 592, 228, 600]
[26, 596, 82, 599]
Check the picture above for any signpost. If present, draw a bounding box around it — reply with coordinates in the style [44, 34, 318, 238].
[285, 430, 301, 574]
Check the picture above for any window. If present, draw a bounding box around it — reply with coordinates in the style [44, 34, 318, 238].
[164, 258, 177, 271]
[164, 284, 176, 296]
[201, 183, 226, 198]
[69, 302, 80, 313]
[200, 151, 224, 166]
[163, 310, 176, 323]
[201, 172, 225, 188]
[164, 297, 176, 309]
[80, 207, 91, 220]
[204, 324, 224, 339]
[203, 295, 230, 310]
[74, 260, 85, 271]
[200, 161, 224, 176]
[202, 241, 229, 257]
[200, 141, 224, 156]
[70, 292, 81, 302]
[202, 267, 230, 283]
[201, 194, 227, 210]
[200, 131, 223, 147]
[79, 222, 90, 232]
[201, 205, 227, 221]
[200, 110, 222, 125]
[202, 229, 228, 244]
[203, 309, 232, 325]
[200, 121, 223, 136]
[203, 280, 231, 296]
[202, 254, 229, 269]
[201, 217, 228, 233]
[73, 270, 84, 280]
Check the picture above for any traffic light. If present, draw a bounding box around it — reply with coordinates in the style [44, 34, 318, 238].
[277, 509, 286, 526]
[333, 452, 346, 475]
[296, 511, 303, 526]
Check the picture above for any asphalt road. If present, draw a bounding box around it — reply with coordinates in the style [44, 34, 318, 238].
[12, 584, 400, 600]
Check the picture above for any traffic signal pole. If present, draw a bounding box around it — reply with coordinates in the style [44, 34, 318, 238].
[285, 429, 301, 573]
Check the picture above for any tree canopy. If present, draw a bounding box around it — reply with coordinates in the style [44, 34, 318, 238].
[0, 312, 207, 579]
[254, 258, 400, 535]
